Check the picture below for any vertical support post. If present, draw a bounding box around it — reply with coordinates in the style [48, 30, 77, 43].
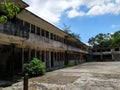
[24, 74, 28, 90]
[53, 52, 55, 67]
[44, 51, 46, 66]
[65, 51, 68, 65]
[100, 54, 103, 61]
[59, 52, 61, 67]
[112, 48, 114, 61]
[10, 44, 15, 75]
[49, 51, 51, 68]
[58, 52, 60, 67]
[22, 48, 24, 72]
[28, 49, 31, 60]
[35, 50, 37, 58]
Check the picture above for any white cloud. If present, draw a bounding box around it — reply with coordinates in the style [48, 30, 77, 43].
[68, 9, 85, 18]
[116, 0, 120, 4]
[23, 0, 84, 24]
[23, 0, 120, 24]
[87, 3, 120, 16]
[112, 24, 120, 28]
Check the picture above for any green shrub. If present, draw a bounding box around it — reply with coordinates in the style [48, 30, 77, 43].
[24, 58, 46, 77]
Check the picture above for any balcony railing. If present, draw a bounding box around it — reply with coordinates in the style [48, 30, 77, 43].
[25, 33, 88, 53]
[25, 33, 67, 49]
[0, 20, 29, 38]
[67, 45, 88, 53]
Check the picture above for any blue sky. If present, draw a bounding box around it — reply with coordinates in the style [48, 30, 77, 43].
[23, 0, 120, 44]
[58, 14, 120, 43]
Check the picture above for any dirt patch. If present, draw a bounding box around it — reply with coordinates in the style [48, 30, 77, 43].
[30, 74, 79, 85]
[92, 73, 120, 79]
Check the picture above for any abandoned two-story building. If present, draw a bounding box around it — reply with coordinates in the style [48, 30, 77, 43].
[0, 0, 89, 75]
[91, 47, 120, 61]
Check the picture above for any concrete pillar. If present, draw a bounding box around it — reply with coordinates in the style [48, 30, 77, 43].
[79, 54, 81, 63]
[28, 49, 31, 60]
[57, 52, 59, 67]
[59, 52, 61, 67]
[35, 50, 37, 58]
[49, 31, 51, 40]
[40, 50, 42, 60]
[49, 51, 51, 68]
[54, 52, 56, 67]
[29, 23, 31, 33]
[53, 52, 55, 67]
[62, 53, 64, 66]
[44, 51, 46, 66]
[58, 52, 60, 67]
[56, 52, 58, 67]
[22, 48, 24, 72]
[111, 48, 114, 61]
[35, 26, 37, 35]
[112, 54, 114, 61]
[100, 54, 103, 61]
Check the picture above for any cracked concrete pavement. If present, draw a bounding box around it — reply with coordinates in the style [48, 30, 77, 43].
[2, 62, 120, 90]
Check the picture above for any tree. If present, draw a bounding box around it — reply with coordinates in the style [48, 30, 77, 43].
[63, 23, 71, 34]
[0, 0, 20, 23]
[111, 30, 120, 47]
[88, 33, 107, 48]
[88, 37, 96, 47]
[70, 32, 81, 40]
[63, 23, 81, 41]
[88, 30, 120, 48]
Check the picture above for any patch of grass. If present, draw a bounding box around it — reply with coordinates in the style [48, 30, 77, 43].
[66, 63, 76, 67]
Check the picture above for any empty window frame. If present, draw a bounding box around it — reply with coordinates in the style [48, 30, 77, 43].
[50, 33, 53, 40]
[56, 36, 59, 41]
[54, 34, 57, 41]
[57, 36, 60, 42]
[31, 24, 35, 34]
[115, 48, 119, 51]
[15, 19, 23, 37]
[59, 37, 62, 42]
[106, 49, 111, 52]
[60, 37, 63, 43]
[46, 31, 49, 38]
[16, 19, 23, 28]
[24, 21, 30, 32]
[41, 29, 45, 36]
[31, 49, 35, 59]
[36, 27, 41, 35]
[63, 39, 65, 43]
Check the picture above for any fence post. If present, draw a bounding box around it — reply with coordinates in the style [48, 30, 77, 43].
[23, 74, 28, 90]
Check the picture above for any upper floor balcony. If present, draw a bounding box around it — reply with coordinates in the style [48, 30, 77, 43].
[24, 33, 67, 50]
[0, 19, 29, 39]
[67, 45, 88, 54]
[0, 18, 88, 53]
[24, 33, 88, 54]
[92, 47, 120, 55]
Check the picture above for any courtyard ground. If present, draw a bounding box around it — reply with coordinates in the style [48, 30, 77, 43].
[1, 62, 120, 90]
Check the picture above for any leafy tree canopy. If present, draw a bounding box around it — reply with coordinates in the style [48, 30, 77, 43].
[0, 0, 20, 23]
[63, 23, 81, 41]
[88, 30, 120, 48]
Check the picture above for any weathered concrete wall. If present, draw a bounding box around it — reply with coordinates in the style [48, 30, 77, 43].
[113, 54, 120, 61]
[24, 34, 67, 50]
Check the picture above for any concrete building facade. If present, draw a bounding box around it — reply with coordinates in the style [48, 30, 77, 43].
[91, 47, 120, 61]
[0, 0, 88, 75]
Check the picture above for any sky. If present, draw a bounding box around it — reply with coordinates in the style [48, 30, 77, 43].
[23, 0, 120, 44]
